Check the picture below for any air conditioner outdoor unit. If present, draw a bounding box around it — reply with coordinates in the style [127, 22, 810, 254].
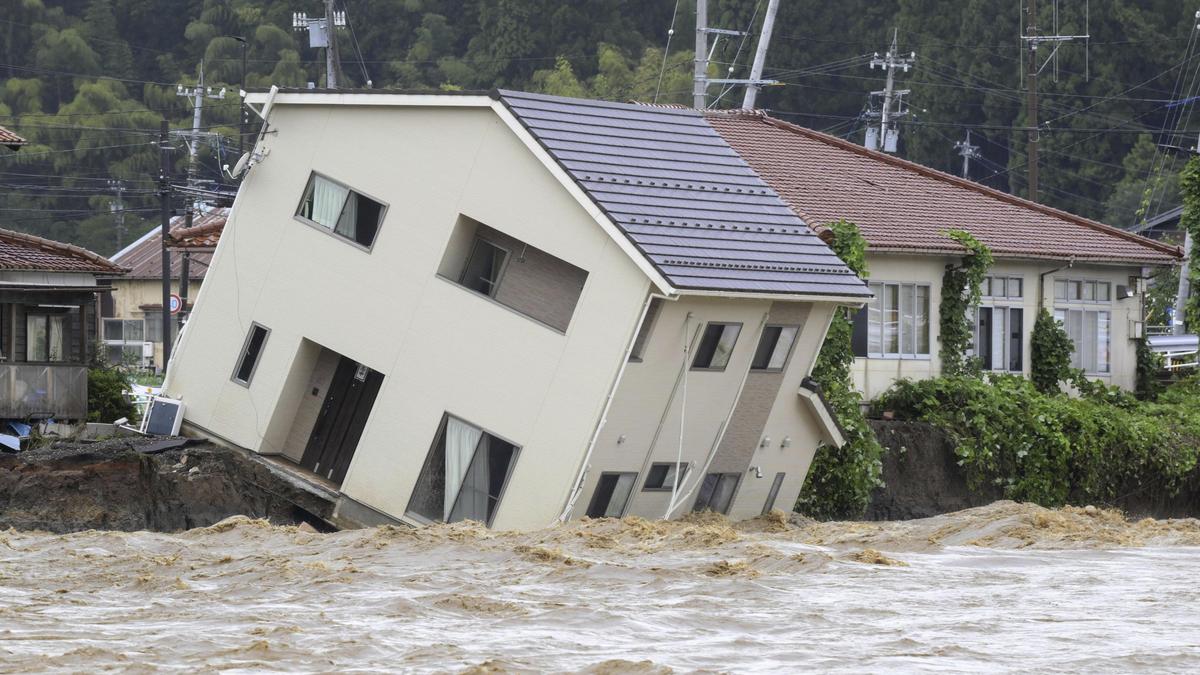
[142, 341, 155, 365]
[1129, 320, 1144, 340]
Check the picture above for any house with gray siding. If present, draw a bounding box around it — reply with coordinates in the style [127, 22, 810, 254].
[164, 89, 869, 530]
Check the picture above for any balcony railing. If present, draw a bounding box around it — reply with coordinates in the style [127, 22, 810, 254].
[0, 364, 88, 420]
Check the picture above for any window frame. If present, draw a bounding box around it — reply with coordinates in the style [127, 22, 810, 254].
[24, 312, 68, 364]
[1053, 308, 1111, 375]
[458, 236, 511, 299]
[404, 412, 522, 527]
[293, 171, 388, 253]
[690, 321, 743, 372]
[628, 297, 664, 363]
[692, 472, 742, 515]
[750, 324, 801, 372]
[762, 472, 786, 515]
[642, 461, 690, 492]
[863, 281, 932, 360]
[230, 322, 270, 387]
[585, 471, 639, 518]
[1054, 278, 1112, 305]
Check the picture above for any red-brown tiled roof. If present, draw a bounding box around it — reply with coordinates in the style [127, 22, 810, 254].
[0, 228, 127, 275]
[708, 112, 1181, 265]
[0, 125, 26, 149]
[110, 208, 227, 279]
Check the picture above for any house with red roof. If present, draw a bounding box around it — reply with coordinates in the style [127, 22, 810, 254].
[0, 228, 128, 420]
[106, 207, 227, 371]
[0, 125, 27, 151]
[710, 111, 1182, 397]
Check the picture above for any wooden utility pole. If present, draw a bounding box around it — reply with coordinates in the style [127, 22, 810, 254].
[1025, 0, 1040, 203]
[325, 0, 341, 89]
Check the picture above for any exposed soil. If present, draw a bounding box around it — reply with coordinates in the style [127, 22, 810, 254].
[0, 439, 336, 533]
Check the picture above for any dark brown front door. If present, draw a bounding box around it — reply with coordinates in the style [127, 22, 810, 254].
[299, 356, 383, 485]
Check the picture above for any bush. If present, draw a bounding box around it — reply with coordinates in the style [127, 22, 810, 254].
[88, 366, 134, 423]
[874, 374, 1200, 506]
[1030, 308, 1074, 394]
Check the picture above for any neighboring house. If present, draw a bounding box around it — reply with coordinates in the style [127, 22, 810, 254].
[105, 208, 227, 371]
[711, 111, 1182, 398]
[0, 229, 127, 420]
[0, 125, 27, 151]
[164, 89, 870, 530]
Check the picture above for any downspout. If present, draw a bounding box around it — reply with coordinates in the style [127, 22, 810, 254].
[1038, 256, 1075, 311]
[556, 291, 674, 522]
[665, 311, 769, 519]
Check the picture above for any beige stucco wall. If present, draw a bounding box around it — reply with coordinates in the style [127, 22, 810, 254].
[575, 296, 843, 521]
[854, 253, 1152, 399]
[108, 277, 196, 369]
[165, 103, 652, 531]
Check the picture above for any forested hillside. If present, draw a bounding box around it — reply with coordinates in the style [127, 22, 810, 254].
[0, 0, 1193, 255]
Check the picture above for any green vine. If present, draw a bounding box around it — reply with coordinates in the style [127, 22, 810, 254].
[1030, 308, 1074, 394]
[875, 374, 1200, 507]
[938, 230, 994, 377]
[796, 220, 885, 520]
[1180, 156, 1200, 331]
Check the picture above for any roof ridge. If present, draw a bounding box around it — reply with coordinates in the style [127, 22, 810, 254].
[730, 113, 1181, 259]
[0, 227, 127, 274]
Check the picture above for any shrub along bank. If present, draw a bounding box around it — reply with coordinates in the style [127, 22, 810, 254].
[873, 375, 1200, 508]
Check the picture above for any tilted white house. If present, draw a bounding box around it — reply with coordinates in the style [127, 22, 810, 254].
[712, 111, 1182, 398]
[163, 89, 870, 530]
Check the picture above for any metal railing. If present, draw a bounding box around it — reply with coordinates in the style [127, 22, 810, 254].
[0, 364, 88, 420]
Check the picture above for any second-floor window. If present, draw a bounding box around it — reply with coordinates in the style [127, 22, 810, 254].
[860, 282, 930, 358]
[296, 173, 385, 249]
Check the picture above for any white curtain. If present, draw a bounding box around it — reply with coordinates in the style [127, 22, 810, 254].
[335, 193, 358, 241]
[444, 418, 483, 519]
[48, 316, 65, 362]
[312, 177, 349, 229]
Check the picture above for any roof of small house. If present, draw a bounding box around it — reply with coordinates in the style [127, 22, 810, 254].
[708, 111, 1181, 265]
[0, 228, 127, 275]
[495, 91, 871, 298]
[0, 125, 26, 150]
[110, 208, 227, 280]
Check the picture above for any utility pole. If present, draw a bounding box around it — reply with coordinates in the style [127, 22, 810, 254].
[107, 179, 126, 250]
[294, 4, 346, 89]
[232, 36, 248, 158]
[1021, 0, 1089, 203]
[693, 0, 708, 109]
[1025, 0, 1040, 202]
[158, 121, 173, 372]
[175, 63, 225, 201]
[864, 29, 914, 153]
[955, 130, 982, 179]
[692, 0, 778, 110]
[741, 0, 781, 110]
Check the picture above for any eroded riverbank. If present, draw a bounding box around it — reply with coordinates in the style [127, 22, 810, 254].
[2, 503, 1198, 672]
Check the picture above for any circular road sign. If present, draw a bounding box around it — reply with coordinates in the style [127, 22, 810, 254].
[169, 294, 184, 315]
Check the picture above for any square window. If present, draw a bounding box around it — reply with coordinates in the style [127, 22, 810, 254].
[1083, 281, 1095, 301]
[232, 323, 269, 386]
[751, 325, 800, 371]
[644, 462, 689, 491]
[296, 173, 385, 248]
[692, 322, 742, 370]
[1096, 282, 1110, 302]
[1009, 278, 1022, 298]
[981, 277, 991, 297]
[993, 277, 1006, 298]
[1069, 281, 1082, 301]
[459, 238, 508, 298]
[1054, 279, 1067, 300]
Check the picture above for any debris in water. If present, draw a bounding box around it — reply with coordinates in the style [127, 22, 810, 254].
[847, 548, 908, 566]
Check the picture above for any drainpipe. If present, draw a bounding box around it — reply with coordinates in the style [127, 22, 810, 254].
[1038, 256, 1075, 311]
[556, 291, 675, 522]
[664, 310, 769, 519]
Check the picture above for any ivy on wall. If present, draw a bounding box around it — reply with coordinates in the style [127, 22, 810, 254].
[1180, 156, 1200, 331]
[796, 220, 884, 520]
[938, 230, 994, 377]
[1030, 308, 1074, 395]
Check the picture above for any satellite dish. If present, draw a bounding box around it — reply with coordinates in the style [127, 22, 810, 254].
[228, 152, 251, 178]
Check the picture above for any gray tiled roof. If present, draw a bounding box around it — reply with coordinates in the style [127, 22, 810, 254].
[496, 90, 870, 298]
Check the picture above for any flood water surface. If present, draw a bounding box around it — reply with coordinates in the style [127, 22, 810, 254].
[1, 501, 1198, 672]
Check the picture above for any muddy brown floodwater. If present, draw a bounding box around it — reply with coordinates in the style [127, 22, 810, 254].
[1, 501, 1199, 672]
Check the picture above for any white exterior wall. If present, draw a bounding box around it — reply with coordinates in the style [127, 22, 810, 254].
[165, 104, 652, 531]
[575, 297, 843, 520]
[854, 253, 1152, 399]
